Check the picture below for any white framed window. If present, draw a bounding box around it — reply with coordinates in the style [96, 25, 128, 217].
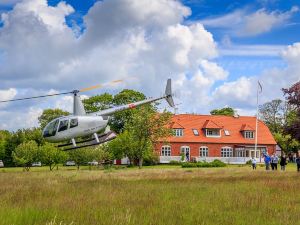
[199, 146, 209, 157]
[244, 131, 254, 139]
[173, 129, 183, 137]
[206, 129, 221, 137]
[221, 147, 233, 157]
[161, 146, 171, 156]
[235, 148, 245, 157]
[192, 129, 199, 136]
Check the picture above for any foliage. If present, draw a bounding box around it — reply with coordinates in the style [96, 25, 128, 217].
[110, 89, 146, 133]
[124, 107, 172, 168]
[67, 148, 95, 170]
[12, 141, 40, 171]
[38, 109, 70, 129]
[210, 107, 235, 116]
[169, 160, 181, 165]
[282, 82, 300, 141]
[143, 151, 159, 166]
[274, 132, 300, 153]
[40, 143, 68, 171]
[83, 93, 113, 113]
[0, 130, 10, 160]
[93, 145, 114, 167]
[181, 160, 226, 168]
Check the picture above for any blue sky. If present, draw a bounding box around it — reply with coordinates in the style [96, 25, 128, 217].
[0, 0, 299, 130]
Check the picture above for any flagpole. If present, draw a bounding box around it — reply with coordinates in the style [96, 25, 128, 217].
[255, 81, 259, 162]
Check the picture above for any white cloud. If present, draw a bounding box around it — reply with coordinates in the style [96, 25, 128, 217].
[201, 6, 299, 37]
[0, 0, 21, 6]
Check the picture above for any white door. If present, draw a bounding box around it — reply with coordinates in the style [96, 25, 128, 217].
[181, 146, 190, 161]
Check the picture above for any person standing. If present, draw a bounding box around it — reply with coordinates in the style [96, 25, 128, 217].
[296, 155, 300, 172]
[251, 157, 257, 170]
[270, 154, 275, 170]
[280, 154, 287, 171]
[273, 154, 278, 170]
[263, 153, 271, 170]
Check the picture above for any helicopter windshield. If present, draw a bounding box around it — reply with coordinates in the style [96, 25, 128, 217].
[43, 119, 59, 138]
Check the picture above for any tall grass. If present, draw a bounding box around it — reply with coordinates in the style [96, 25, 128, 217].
[0, 166, 299, 225]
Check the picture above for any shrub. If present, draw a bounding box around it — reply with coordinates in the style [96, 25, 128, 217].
[181, 160, 226, 168]
[246, 159, 252, 165]
[143, 152, 159, 166]
[169, 160, 181, 165]
[181, 162, 197, 168]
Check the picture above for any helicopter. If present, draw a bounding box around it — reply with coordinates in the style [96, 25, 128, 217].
[0, 79, 174, 150]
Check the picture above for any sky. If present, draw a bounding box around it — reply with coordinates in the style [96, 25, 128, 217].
[0, 0, 300, 130]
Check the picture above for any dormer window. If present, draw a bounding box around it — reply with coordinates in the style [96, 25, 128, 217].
[206, 129, 221, 137]
[173, 129, 183, 137]
[244, 131, 254, 139]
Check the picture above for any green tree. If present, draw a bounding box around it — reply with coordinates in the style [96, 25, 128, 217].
[38, 109, 70, 129]
[124, 107, 172, 168]
[12, 141, 40, 171]
[210, 107, 234, 116]
[93, 145, 114, 168]
[40, 143, 68, 171]
[0, 130, 10, 160]
[108, 130, 136, 165]
[68, 148, 94, 170]
[83, 93, 113, 113]
[274, 132, 300, 153]
[110, 89, 146, 133]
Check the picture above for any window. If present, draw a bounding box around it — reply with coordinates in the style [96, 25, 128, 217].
[199, 146, 208, 157]
[235, 148, 245, 157]
[43, 119, 59, 137]
[58, 120, 69, 132]
[70, 118, 78, 128]
[161, 146, 171, 156]
[244, 131, 254, 139]
[192, 129, 199, 136]
[224, 130, 230, 136]
[173, 129, 183, 137]
[221, 147, 233, 157]
[206, 129, 220, 137]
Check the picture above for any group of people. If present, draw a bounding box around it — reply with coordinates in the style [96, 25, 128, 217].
[251, 153, 300, 172]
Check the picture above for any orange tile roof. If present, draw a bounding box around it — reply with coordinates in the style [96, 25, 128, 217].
[165, 114, 276, 145]
[202, 119, 222, 129]
[240, 124, 255, 131]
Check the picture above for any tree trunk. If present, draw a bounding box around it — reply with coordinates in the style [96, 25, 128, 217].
[77, 164, 80, 170]
[138, 158, 143, 169]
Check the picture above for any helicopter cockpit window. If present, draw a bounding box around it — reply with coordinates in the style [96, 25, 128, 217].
[58, 120, 69, 132]
[70, 118, 78, 128]
[43, 119, 59, 137]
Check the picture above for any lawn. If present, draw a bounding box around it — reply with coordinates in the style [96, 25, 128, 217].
[0, 165, 299, 225]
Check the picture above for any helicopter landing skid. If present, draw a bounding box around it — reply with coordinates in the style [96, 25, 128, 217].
[58, 131, 117, 151]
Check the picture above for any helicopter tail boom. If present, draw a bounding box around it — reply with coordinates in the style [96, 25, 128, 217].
[93, 79, 174, 116]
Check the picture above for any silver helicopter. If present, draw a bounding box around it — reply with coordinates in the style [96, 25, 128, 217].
[1, 79, 174, 150]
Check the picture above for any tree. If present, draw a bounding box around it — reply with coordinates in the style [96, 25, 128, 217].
[38, 109, 70, 129]
[0, 130, 10, 160]
[93, 144, 114, 168]
[259, 99, 286, 134]
[274, 132, 300, 153]
[110, 89, 146, 133]
[124, 106, 172, 168]
[282, 82, 300, 141]
[108, 130, 137, 165]
[210, 107, 234, 116]
[83, 93, 113, 113]
[40, 143, 68, 171]
[12, 141, 40, 171]
[67, 148, 94, 170]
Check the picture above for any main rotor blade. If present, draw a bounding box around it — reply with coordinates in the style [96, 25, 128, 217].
[79, 79, 123, 92]
[0, 91, 72, 103]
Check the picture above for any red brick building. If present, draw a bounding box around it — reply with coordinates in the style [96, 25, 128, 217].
[155, 114, 277, 164]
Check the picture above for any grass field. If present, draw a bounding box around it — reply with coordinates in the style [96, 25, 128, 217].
[0, 164, 299, 225]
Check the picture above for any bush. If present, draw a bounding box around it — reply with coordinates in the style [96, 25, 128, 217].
[246, 159, 252, 165]
[169, 160, 181, 165]
[143, 153, 159, 166]
[181, 162, 197, 168]
[181, 160, 226, 168]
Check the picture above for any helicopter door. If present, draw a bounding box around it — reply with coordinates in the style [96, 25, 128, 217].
[58, 120, 69, 132]
[69, 118, 78, 128]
